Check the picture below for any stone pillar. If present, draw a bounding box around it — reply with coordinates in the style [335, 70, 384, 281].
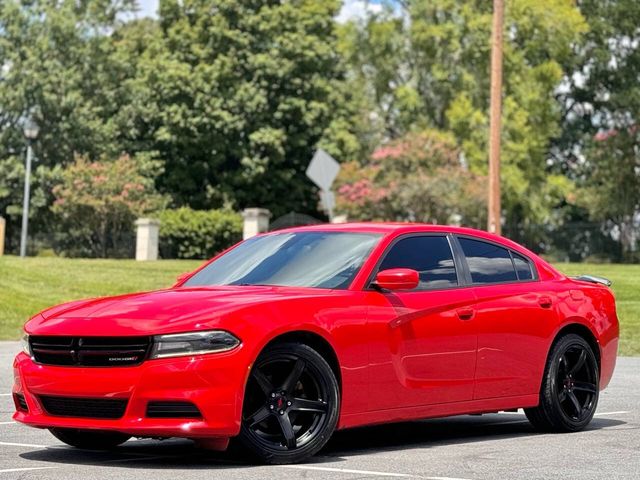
[0, 217, 5, 257]
[242, 208, 271, 240]
[135, 218, 160, 261]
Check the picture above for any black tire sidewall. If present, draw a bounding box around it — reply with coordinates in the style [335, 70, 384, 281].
[238, 343, 340, 464]
[543, 334, 599, 431]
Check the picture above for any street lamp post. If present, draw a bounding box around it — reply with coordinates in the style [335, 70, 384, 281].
[20, 117, 39, 258]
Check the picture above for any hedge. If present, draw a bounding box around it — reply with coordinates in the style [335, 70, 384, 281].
[158, 208, 242, 259]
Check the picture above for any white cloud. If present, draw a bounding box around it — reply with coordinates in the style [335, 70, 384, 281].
[336, 0, 384, 24]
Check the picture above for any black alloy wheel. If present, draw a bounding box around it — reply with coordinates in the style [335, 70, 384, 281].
[526, 333, 599, 432]
[238, 343, 340, 464]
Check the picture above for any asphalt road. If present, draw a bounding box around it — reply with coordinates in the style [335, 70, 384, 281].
[1, 341, 638, 480]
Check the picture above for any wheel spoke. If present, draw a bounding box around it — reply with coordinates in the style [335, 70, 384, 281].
[559, 354, 568, 372]
[573, 381, 597, 394]
[281, 359, 306, 394]
[246, 406, 271, 427]
[253, 369, 274, 395]
[568, 349, 587, 376]
[567, 391, 582, 417]
[277, 413, 296, 449]
[291, 398, 328, 413]
[558, 389, 567, 402]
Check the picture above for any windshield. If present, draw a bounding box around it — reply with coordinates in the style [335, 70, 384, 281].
[183, 231, 381, 290]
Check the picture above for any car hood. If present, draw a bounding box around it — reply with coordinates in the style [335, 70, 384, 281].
[25, 285, 334, 336]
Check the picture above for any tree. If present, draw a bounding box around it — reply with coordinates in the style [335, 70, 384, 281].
[554, 0, 640, 259]
[51, 154, 166, 257]
[339, 0, 586, 236]
[0, 0, 138, 250]
[127, 0, 353, 217]
[577, 129, 640, 260]
[335, 130, 486, 226]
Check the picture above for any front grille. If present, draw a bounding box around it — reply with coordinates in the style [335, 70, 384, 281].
[30, 336, 151, 367]
[13, 393, 28, 412]
[146, 401, 202, 418]
[40, 395, 128, 419]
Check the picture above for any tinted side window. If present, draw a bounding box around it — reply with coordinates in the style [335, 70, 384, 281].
[458, 237, 517, 284]
[378, 236, 458, 289]
[512, 252, 534, 281]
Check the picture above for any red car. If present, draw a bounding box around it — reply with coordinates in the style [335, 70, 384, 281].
[13, 223, 618, 464]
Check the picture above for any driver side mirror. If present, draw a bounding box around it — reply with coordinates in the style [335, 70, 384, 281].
[373, 268, 419, 291]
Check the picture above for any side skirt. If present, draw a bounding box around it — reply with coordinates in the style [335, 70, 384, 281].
[338, 394, 538, 430]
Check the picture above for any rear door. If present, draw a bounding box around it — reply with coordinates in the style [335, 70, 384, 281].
[454, 236, 558, 399]
[365, 234, 478, 410]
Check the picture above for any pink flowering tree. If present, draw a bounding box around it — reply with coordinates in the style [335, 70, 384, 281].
[52, 154, 166, 257]
[336, 130, 487, 226]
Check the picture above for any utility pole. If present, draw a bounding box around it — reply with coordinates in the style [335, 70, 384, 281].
[488, 0, 504, 235]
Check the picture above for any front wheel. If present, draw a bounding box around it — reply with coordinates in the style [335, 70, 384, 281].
[237, 342, 340, 464]
[49, 428, 130, 449]
[525, 333, 599, 432]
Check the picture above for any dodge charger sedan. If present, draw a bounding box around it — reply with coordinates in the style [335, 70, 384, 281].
[13, 223, 619, 464]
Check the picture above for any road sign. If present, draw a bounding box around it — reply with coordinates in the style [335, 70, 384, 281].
[306, 149, 340, 191]
[306, 149, 341, 221]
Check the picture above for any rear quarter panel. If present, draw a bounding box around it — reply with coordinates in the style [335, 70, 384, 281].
[552, 279, 619, 389]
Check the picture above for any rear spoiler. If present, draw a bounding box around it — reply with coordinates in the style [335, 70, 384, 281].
[572, 275, 612, 287]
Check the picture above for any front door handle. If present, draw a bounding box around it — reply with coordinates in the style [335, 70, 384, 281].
[456, 308, 474, 320]
[538, 295, 553, 309]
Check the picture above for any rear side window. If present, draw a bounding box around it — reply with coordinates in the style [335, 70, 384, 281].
[378, 236, 458, 290]
[458, 237, 517, 284]
[512, 252, 534, 280]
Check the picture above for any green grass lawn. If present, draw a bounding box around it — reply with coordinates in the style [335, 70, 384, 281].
[0, 256, 201, 340]
[0, 257, 638, 355]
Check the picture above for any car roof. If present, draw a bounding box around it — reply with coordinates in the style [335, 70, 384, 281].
[276, 222, 491, 237]
[272, 222, 535, 255]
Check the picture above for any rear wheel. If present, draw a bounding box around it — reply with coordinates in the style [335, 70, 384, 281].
[525, 333, 599, 432]
[49, 428, 130, 449]
[237, 342, 340, 464]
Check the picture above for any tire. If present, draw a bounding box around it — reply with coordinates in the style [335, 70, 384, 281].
[237, 342, 340, 464]
[525, 333, 599, 432]
[49, 428, 130, 449]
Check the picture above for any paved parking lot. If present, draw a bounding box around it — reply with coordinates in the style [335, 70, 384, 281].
[1, 341, 638, 479]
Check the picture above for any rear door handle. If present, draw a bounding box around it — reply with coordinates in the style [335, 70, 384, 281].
[538, 295, 553, 309]
[456, 308, 474, 320]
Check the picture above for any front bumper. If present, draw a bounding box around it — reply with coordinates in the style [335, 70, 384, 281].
[12, 348, 248, 439]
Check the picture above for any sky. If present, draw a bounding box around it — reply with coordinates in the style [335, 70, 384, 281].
[135, 0, 388, 22]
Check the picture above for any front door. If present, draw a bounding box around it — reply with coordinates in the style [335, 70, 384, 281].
[365, 235, 478, 410]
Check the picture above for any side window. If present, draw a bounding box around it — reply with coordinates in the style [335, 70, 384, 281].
[512, 252, 534, 281]
[378, 236, 458, 289]
[458, 237, 517, 284]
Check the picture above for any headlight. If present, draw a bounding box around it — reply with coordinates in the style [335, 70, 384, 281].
[149, 330, 240, 359]
[20, 334, 31, 356]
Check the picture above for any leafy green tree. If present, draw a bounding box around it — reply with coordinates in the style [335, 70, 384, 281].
[555, 0, 640, 258]
[0, 0, 138, 250]
[340, 0, 586, 234]
[128, 0, 353, 217]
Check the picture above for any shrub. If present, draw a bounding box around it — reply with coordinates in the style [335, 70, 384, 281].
[51, 154, 166, 258]
[158, 208, 242, 259]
